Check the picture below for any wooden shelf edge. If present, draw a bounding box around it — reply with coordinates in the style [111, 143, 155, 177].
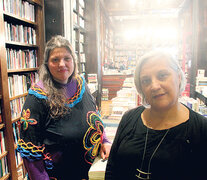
[28, 0, 43, 6]
[0, 151, 8, 159]
[195, 91, 207, 105]
[17, 161, 23, 169]
[12, 117, 21, 124]
[7, 68, 38, 73]
[5, 41, 38, 48]
[0, 173, 10, 180]
[3, 11, 37, 25]
[10, 93, 28, 101]
[0, 123, 5, 130]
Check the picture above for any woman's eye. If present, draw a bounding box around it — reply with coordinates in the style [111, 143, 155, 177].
[64, 57, 72, 61]
[158, 73, 168, 80]
[141, 78, 151, 86]
[52, 58, 59, 62]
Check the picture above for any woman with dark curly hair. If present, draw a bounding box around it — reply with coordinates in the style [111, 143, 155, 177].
[17, 35, 111, 180]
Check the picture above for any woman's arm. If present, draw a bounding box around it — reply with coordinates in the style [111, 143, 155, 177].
[17, 94, 50, 180]
[23, 159, 50, 180]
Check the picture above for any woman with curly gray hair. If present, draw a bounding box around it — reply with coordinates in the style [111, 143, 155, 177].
[106, 50, 207, 180]
[17, 35, 111, 180]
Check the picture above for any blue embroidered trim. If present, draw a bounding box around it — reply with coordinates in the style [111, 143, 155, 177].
[17, 145, 43, 161]
[44, 160, 54, 170]
[66, 75, 85, 108]
[28, 89, 47, 99]
[28, 75, 85, 107]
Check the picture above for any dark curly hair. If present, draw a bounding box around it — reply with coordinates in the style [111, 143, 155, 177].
[38, 35, 77, 118]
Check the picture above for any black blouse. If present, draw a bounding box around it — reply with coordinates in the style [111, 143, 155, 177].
[105, 106, 207, 180]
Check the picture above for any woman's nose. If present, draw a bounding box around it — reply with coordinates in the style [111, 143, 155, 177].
[59, 59, 65, 66]
[151, 79, 161, 90]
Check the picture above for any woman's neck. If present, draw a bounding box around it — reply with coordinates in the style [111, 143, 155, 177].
[142, 103, 189, 130]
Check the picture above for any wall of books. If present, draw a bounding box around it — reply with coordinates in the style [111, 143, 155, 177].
[72, 0, 87, 76]
[0, 0, 45, 179]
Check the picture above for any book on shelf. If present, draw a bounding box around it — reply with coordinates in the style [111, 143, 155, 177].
[1, 0, 44, 178]
[88, 74, 98, 84]
[79, 0, 85, 8]
[0, 131, 6, 153]
[4, 21, 36, 45]
[81, 63, 85, 72]
[8, 72, 39, 98]
[80, 53, 86, 63]
[0, 105, 2, 123]
[17, 167, 24, 180]
[79, 6, 84, 17]
[73, 12, 78, 25]
[89, 156, 107, 180]
[0, 154, 8, 178]
[80, 34, 84, 43]
[6, 49, 37, 70]
[79, 17, 85, 28]
[3, 0, 35, 22]
[10, 96, 26, 119]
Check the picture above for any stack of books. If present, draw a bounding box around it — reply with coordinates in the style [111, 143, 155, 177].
[89, 156, 108, 180]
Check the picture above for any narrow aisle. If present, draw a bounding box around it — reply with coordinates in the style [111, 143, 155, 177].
[101, 100, 119, 143]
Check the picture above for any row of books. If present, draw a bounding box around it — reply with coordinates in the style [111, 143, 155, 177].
[0, 132, 6, 154]
[13, 122, 22, 166]
[6, 48, 37, 70]
[196, 69, 207, 97]
[0, 104, 2, 123]
[3, 0, 35, 22]
[73, 12, 78, 25]
[180, 96, 207, 117]
[73, 13, 85, 28]
[73, 0, 85, 9]
[80, 53, 86, 63]
[80, 63, 85, 72]
[8, 72, 39, 98]
[0, 156, 8, 178]
[80, 33, 84, 43]
[4, 21, 36, 45]
[0, 131, 8, 178]
[10, 96, 26, 120]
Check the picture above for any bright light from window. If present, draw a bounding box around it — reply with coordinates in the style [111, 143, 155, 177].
[123, 26, 178, 42]
[130, 0, 137, 6]
[124, 29, 137, 40]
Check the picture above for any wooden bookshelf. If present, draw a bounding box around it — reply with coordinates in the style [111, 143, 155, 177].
[0, 0, 45, 179]
[72, 0, 87, 76]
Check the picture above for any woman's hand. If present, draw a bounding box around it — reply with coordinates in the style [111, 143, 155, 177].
[100, 143, 111, 160]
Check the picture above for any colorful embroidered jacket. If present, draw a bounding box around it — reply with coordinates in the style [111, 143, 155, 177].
[17, 75, 105, 180]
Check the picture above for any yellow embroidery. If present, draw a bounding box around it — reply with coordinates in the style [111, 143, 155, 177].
[83, 111, 104, 164]
[20, 109, 37, 130]
[30, 85, 47, 96]
[18, 139, 45, 153]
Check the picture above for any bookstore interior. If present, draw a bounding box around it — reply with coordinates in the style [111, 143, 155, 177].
[0, 0, 207, 179]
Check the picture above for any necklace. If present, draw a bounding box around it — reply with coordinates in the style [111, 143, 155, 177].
[136, 127, 170, 179]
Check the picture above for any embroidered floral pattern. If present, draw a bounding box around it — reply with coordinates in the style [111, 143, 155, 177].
[83, 111, 104, 164]
[20, 109, 37, 130]
[17, 139, 45, 161]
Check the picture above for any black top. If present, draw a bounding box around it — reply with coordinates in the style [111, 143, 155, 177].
[17, 75, 104, 179]
[105, 105, 207, 180]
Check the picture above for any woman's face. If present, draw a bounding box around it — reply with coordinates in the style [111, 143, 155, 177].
[48, 47, 74, 84]
[140, 57, 181, 111]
